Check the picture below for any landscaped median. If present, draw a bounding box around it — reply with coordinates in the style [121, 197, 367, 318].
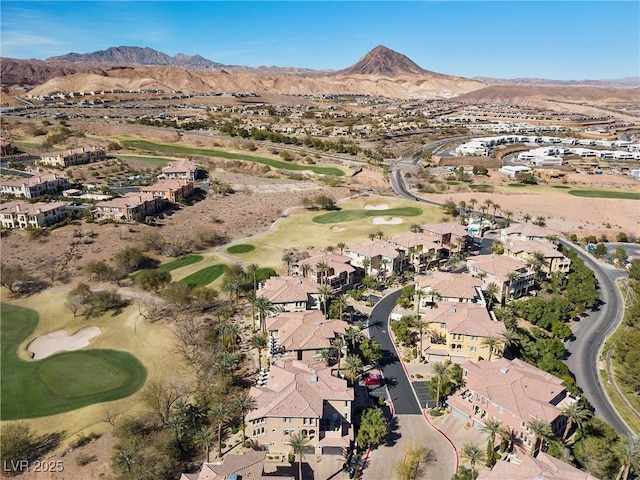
[118, 139, 346, 176]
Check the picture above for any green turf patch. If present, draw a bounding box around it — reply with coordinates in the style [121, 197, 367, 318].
[119, 140, 345, 176]
[312, 207, 423, 224]
[114, 154, 174, 167]
[158, 255, 204, 271]
[469, 184, 494, 191]
[1, 304, 147, 420]
[445, 181, 461, 185]
[179, 264, 227, 286]
[552, 185, 571, 189]
[256, 268, 277, 283]
[568, 190, 640, 200]
[507, 183, 529, 187]
[226, 244, 256, 254]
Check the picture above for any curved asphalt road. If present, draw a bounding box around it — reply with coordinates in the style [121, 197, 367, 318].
[368, 290, 422, 415]
[386, 141, 634, 435]
[561, 240, 632, 435]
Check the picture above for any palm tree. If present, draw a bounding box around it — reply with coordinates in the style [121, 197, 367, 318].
[246, 263, 260, 296]
[232, 392, 256, 443]
[522, 213, 531, 223]
[282, 252, 294, 275]
[415, 287, 427, 317]
[503, 210, 514, 226]
[432, 361, 451, 409]
[528, 251, 547, 282]
[362, 257, 371, 275]
[500, 328, 521, 356]
[379, 257, 390, 277]
[461, 442, 486, 479]
[480, 418, 502, 467]
[331, 337, 347, 376]
[300, 262, 311, 278]
[480, 336, 501, 361]
[254, 296, 275, 333]
[317, 284, 333, 316]
[533, 216, 546, 227]
[251, 332, 268, 371]
[484, 282, 500, 309]
[499, 426, 526, 456]
[223, 278, 241, 304]
[343, 354, 364, 385]
[527, 417, 553, 457]
[561, 402, 589, 441]
[410, 223, 422, 233]
[333, 294, 349, 320]
[375, 230, 384, 240]
[287, 431, 311, 480]
[209, 403, 230, 458]
[345, 326, 364, 352]
[492, 202, 500, 217]
[505, 271, 520, 302]
[368, 232, 376, 241]
[337, 242, 346, 255]
[616, 434, 640, 480]
[414, 317, 431, 362]
[317, 348, 335, 366]
[468, 198, 478, 213]
[194, 426, 216, 460]
[315, 261, 329, 284]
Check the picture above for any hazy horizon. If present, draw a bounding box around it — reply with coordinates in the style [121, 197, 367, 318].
[1, 1, 638, 81]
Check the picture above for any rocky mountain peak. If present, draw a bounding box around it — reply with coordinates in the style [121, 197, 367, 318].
[335, 45, 428, 76]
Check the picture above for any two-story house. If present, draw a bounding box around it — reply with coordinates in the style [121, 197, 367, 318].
[420, 222, 470, 254]
[500, 223, 556, 243]
[416, 271, 484, 308]
[93, 192, 165, 222]
[293, 251, 355, 291]
[477, 452, 597, 479]
[503, 239, 571, 275]
[0, 174, 71, 199]
[39, 146, 105, 167]
[447, 358, 578, 456]
[180, 451, 293, 480]
[390, 231, 444, 272]
[247, 359, 354, 458]
[0, 201, 68, 229]
[257, 276, 321, 312]
[140, 179, 194, 203]
[345, 240, 401, 277]
[467, 254, 535, 304]
[266, 310, 348, 360]
[420, 302, 505, 363]
[158, 159, 198, 181]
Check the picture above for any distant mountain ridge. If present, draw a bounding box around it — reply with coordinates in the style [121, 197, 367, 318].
[473, 76, 640, 89]
[47, 46, 224, 68]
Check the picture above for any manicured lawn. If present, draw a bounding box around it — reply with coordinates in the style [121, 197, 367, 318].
[1, 304, 147, 420]
[312, 207, 423, 224]
[119, 139, 345, 176]
[114, 154, 175, 167]
[226, 244, 256, 254]
[179, 264, 227, 286]
[552, 185, 571, 189]
[158, 255, 204, 271]
[256, 268, 277, 282]
[469, 184, 494, 191]
[507, 183, 529, 187]
[568, 189, 640, 200]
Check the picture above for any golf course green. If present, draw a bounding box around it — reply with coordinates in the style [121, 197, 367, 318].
[312, 207, 423, 224]
[1, 304, 147, 420]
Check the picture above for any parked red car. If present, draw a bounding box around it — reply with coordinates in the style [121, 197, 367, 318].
[362, 373, 384, 386]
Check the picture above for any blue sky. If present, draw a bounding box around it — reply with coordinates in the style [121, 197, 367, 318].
[1, 1, 638, 80]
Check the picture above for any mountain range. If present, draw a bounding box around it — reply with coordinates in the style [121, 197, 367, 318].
[2, 45, 638, 102]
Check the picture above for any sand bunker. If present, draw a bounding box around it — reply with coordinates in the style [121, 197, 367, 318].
[371, 217, 404, 225]
[27, 327, 102, 360]
[330, 226, 346, 232]
[364, 204, 389, 210]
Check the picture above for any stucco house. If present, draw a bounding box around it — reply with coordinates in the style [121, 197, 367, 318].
[140, 179, 194, 202]
[158, 159, 198, 181]
[416, 271, 484, 308]
[293, 251, 355, 291]
[180, 451, 293, 480]
[503, 239, 571, 275]
[93, 192, 165, 222]
[420, 222, 470, 253]
[266, 310, 348, 361]
[467, 254, 535, 303]
[447, 358, 578, 456]
[345, 240, 402, 277]
[0, 174, 71, 199]
[246, 359, 354, 458]
[390, 231, 444, 272]
[419, 302, 505, 363]
[257, 276, 321, 312]
[0, 200, 68, 229]
[501, 223, 557, 243]
[39, 146, 105, 167]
